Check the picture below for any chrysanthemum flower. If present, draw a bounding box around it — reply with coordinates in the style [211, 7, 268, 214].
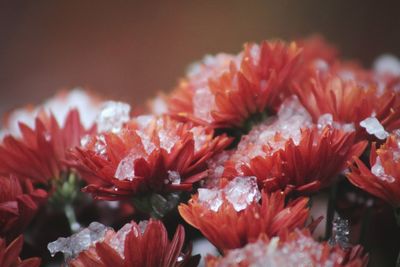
[293, 71, 400, 140]
[179, 177, 310, 251]
[168, 40, 302, 129]
[208, 97, 366, 194]
[0, 235, 41, 267]
[69, 116, 232, 202]
[0, 90, 100, 184]
[347, 133, 400, 207]
[48, 220, 199, 267]
[0, 175, 47, 241]
[206, 229, 368, 267]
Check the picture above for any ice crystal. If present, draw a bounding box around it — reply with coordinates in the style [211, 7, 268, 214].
[114, 153, 138, 181]
[360, 117, 389, 140]
[329, 216, 350, 249]
[224, 176, 261, 212]
[198, 176, 261, 212]
[167, 170, 181, 185]
[96, 101, 131, 133]
[371, 156, 395, 183]
[109, 223, 132, 257]
[374, 54, 400, 77]
[317, 113, 355, 132]
[47, 222, 109, 259]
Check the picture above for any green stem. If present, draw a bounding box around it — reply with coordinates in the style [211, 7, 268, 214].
[64, 203, 81, 233]
[325, 184, 337, 240]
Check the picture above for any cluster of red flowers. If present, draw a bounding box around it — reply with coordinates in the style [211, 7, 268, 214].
[1, 36, 400, 266]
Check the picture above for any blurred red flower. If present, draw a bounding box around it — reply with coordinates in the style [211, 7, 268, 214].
[0, 175, 47, 241]
[0, 235, 41, 267]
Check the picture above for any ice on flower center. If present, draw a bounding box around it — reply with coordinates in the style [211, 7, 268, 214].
[47, 222, 109, 259]
[96, 101, 131, 133]
[198, 176, 261, 212]
[360, 117, 389, 140]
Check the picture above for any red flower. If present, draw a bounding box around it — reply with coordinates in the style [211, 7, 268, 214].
[179, 186, 310, 252]
[69, 116, 232, 200]
[168, 41, 302, 129]
[223, 126, 366, 194]
[347, 134, 400, 207]
[293, 72, 400, 140]
[0, 109, 95, 184]
[0, 175, 47, 241]
[0, 235, 41, 267]
[206, 229, 368, 267]
[65, 220, 199, 267]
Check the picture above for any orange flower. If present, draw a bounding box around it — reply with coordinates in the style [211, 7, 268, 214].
[224, 126, 366, 194]
[347, 133, 400, 207]
[168, 41, 302, 129]
[0, 175, 47, 241]
[69, 116, 232, 201]
[179, 184, 310, 252]
[293, 72, 400, 140]
[206, 97, 366, 194]
[0, 235, 41, 267]
[50, 220, 199, 267]
[206, 229, 368, 267]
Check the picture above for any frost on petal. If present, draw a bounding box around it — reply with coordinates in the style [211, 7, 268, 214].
[115, 153, 139, 181]
[193, 88, 215, 123]
[360, 117, 389, 140]
[224, 176, 261, 212]
[317, 113, 355, 132]
[190, 126, 208, 152]
[158, 129, 179, 153]
[48, 222, 109, 259]
[96, 101, 131, 133]
[371, 156, 396, 183]
[109, 223, 132, 257]
[198, 188, 223, 212]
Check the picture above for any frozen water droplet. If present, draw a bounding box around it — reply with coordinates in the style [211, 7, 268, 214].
[47, 222, 109, 260]
[360, 117, 389, 140]
[223, 176, 261, 212]
[329, 216, 350, 249]
[371, 156, 395, 183]
[193, 88, 215, 123]
[374, 54, 400, 76]
[80, 134, 91, 147]
[115, 153, 140, 181]
[317, 113, 333, 130]
[136, 115, 154, 129]
[95, 134, 107, 156]
[158, 129, 179, 153]
[96, 101, 131, 133]
[136, 130, 156, 155]
[110, 223, 132, 257]
[198, 188, 223, 212]
[167, 170, 181, 185]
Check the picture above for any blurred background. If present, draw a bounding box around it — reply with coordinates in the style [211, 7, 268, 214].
[1, 0, 400, 116]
